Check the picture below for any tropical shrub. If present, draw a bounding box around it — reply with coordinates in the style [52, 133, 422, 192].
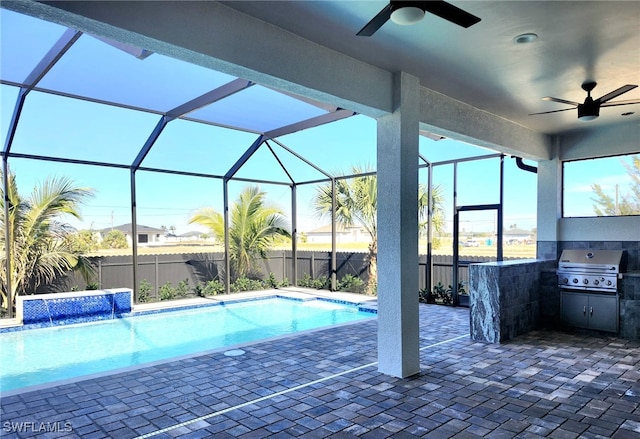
[0, 170, 95, 313]
[158, 282, 176, 301]
[336, 274, 366, 294]
[419, 287, 434, 304]
[195, 279, 225, 297]
[100, 229, 128, 249]
[66, 229, 99, 253]
[432, 282, 451, 304]
[231, 276, 264, 292]
[313, 165, 445, 294]
[297, 273, 329, 289]
[189, 185, 290, 281]
[265, 272, 279, 289]
[297, 273, 314, 288]
[138, 279, 153, 303]
[175, 279, 190, 298]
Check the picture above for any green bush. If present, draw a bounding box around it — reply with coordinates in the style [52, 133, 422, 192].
[297, 273, 329, 289]
[176, 279, 190, 298]
[336, 274, 365, 294]
[297, 273, 314, 288]
[231, 276, 264, 292]
[432, 282, 451, 304]
[159, 282, 176, 301]
[100, 229, 128, 249]
[138, 279, 153, 303]
[418, 287, 434, 303]
[195, 279, 225, 297]
[265, 272, 279, 289]
[312, 276, 329, 289]
[85, 282, 100, 290]
[279, 277, 290, 288]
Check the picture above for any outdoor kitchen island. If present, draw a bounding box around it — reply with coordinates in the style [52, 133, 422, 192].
[469, 251, 640, 343]
[468, 259, 556, 343]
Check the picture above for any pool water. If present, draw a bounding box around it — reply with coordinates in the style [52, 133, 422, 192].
[0, 297, 374, 393]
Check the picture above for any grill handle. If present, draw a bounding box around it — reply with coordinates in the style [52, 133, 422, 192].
[559, 264, 618, 271]
[590, 307, 593, 316]
[583, 306, 586, 316]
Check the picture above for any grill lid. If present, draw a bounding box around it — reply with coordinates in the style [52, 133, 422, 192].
[558, 249, 623, 272]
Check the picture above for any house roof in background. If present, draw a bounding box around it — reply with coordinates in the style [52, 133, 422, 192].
[99, 223, 164, 234]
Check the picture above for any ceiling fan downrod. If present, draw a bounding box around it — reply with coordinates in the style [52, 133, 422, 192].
[578, 82, 599, 121]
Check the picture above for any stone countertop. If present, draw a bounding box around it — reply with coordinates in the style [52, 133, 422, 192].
[471, 259, 555, 267]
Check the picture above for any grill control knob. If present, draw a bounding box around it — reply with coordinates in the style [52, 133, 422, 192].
[572, 278, 579, 284]
[583, 279, 589, 285]
[593, 279, 600, 285]
[561, 278, 568, 284]
[607, 280, 613, 286]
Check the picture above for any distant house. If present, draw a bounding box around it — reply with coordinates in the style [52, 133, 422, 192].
[98, 223, 165, 246]
[502, 228, 534, 244]
[170, 231, 214, 243]
[305, 224, 370, 244]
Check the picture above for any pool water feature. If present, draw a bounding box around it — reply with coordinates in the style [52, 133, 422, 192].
[0, 296, 375, 393]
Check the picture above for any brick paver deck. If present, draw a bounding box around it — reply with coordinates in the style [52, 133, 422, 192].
[1, 304, 639, 438]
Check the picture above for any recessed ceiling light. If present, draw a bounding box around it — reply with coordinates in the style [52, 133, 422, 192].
[621, 111, 634, 116]
[513, 33, 538, 44]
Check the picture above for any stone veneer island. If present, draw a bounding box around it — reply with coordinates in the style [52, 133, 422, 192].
[469, 259, 555, 343]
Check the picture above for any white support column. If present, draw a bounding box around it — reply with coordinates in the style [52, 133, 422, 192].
[376, 72, 420, 378]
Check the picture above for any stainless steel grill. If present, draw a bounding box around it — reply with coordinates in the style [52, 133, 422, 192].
[557, 249, 623, 292]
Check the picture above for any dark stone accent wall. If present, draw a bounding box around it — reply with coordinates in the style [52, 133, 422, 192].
[537, 241, 558, 261]
[539, 269, 561, 329]
[620, 274, 640, 340]
[537, 240, 640, 341]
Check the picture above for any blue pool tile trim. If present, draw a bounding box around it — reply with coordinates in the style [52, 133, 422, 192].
[22, 290, 132, 326]
[1, 290, 132, 333]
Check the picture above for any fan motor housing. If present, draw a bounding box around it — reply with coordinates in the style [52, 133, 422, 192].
[578, 98, 599, 120]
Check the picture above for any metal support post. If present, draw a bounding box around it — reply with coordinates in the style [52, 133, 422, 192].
[223, 179, 231, 293]
[130, 169, 139, 303]
[330, 178, 337, 291]
[291, 184, 298, 286]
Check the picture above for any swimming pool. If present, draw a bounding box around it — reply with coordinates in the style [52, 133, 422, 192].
[0, 296, 375, 393]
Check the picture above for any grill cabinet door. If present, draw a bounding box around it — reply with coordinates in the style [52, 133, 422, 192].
[561, 292, 589, 329]
[587, 294, 618, 332]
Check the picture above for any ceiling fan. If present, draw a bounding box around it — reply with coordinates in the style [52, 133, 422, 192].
[357, 0, 481, 37]
[530, 82, 639, 121]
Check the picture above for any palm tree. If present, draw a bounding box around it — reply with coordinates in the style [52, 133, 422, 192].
[0, 170, 95, 313]
[189, 185, 290, 280]
[313, 166, 445, 293]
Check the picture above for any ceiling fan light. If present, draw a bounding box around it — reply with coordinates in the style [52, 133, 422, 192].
[390, 6, 425, 25]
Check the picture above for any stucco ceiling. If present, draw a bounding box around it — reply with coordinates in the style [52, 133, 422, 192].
[222, 1, 640, 136]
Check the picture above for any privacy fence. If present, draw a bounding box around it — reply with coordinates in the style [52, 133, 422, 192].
[40, 251, 517, 299]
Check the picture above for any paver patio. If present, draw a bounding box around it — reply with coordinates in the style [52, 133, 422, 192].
[1, 302, 639, 438]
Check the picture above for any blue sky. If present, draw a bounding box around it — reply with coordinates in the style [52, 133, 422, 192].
[1, 8, 635, 237]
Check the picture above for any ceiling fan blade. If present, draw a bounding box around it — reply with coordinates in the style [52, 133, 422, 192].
[600, 99, 640, 107]
[529, 107, 576, 116]
[357, 4, 392, 36]
[597, 84, 638, 103]
[420, 1, 481, 28]
[541, 96, 580, 106]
